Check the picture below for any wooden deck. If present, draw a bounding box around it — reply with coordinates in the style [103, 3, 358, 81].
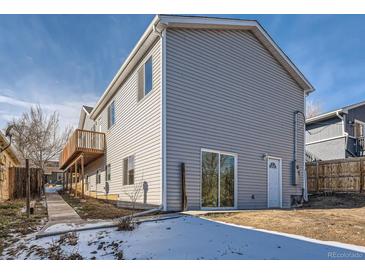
[59, 129, 105, 169]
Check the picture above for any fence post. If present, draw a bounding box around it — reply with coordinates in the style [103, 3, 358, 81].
[360, 159, 364, 193]
[26, 159, 30, 218]
[316, 161, 319, 193]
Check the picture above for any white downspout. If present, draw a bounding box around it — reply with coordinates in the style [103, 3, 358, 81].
[335, 110, 348, 155]
[154, 22, 167, 211]
[303, 94, 308, 202]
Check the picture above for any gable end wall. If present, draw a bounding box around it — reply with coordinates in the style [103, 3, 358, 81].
[165, 28, 305, 211]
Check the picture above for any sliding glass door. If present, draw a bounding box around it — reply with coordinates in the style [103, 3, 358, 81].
[202, 150, 236, 208]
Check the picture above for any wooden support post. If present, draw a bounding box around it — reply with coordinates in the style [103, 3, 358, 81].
[65, 169, 70, 192]
[75, 161, 78, 197]
[25, 159, 30, 218]
[66, 170, 68, 191]
[63, 171, 65, 191]
[69, 168, 73, 194]
[181, 163, 187, 211]
[81, 154, 85, 199]
[62, 172, 65, 191]
[316, 161, 319, 193]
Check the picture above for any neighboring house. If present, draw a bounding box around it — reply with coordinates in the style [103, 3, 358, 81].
[44, 161, 63, 184]
[0, 131, 21, 201]
[59, 15, 314, 211]
[306, 100, 365, 161]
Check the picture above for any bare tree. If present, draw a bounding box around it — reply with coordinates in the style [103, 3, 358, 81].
[117, 179, 144, 231]
[124, 181, 143, 214]
[8, 105, 72, 170]
[306, 99, 322, 118]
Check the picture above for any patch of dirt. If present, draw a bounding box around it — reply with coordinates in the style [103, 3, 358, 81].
[59, 191, 139, 220]
[207, 193, 365, 247]
[303, 193, 365, 209]
[0, 198, 47, 256]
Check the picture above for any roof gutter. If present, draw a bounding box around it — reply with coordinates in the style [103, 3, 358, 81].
[306, 109, 345, 124]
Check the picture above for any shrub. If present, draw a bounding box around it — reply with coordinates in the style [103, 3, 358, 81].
[116, 216, 135, 231]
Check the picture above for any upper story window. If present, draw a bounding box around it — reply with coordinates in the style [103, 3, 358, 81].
[107, 101, 115, 129]
[138, 57, 153, 101]
[144, 57, 153, 95]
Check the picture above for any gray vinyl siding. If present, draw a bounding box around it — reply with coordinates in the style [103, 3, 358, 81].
[85, 38, 162, 207]
[84, 156, 105, 194]
[165, 28, 305, 211]
[306, 137, 346, 160]
[83, 115, 95, 131]
[306, 117, 343, 144]
[345, 105, 365, 136]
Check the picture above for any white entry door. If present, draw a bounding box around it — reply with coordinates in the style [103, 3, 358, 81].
[268, 158, 282, 208]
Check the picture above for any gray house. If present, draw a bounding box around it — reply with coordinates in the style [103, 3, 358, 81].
[306, 100, 365, 161]
[59, 15, 314, 211]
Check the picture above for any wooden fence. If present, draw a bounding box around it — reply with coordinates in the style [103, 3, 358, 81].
[306, 157, 365, 193]
[8, 167, 43, 199]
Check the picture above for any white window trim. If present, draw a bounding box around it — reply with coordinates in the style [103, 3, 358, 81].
[107, 101, 116, 131]
[138, 55, 155, 104]
[144, 57, 153, 96]
[200, 148, 238, 210]
[122, 155, 135, 186]
[266, 156, 283, 209]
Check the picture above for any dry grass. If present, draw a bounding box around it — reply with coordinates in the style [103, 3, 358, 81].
[116, 216, 135, 231]
[0, 199, 47, 256]
[207, 193, 365, 247]
[60, 191, 139, 220]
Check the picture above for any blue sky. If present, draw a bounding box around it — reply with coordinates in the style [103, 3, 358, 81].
[1, 14, 365, 129]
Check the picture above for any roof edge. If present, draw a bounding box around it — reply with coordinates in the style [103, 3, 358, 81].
[306, 109, 345, 124]
[90, 15, 314, 119]
[90, 15, 161, 120]
[0, 131, 21, 165]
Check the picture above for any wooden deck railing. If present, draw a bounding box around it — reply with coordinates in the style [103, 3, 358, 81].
[59, 129, 105, 169]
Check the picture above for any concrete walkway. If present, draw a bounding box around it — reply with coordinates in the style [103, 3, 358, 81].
[45, 191, 81, 223]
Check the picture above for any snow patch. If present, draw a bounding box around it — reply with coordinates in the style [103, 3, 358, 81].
[3, 216, 365, 260]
